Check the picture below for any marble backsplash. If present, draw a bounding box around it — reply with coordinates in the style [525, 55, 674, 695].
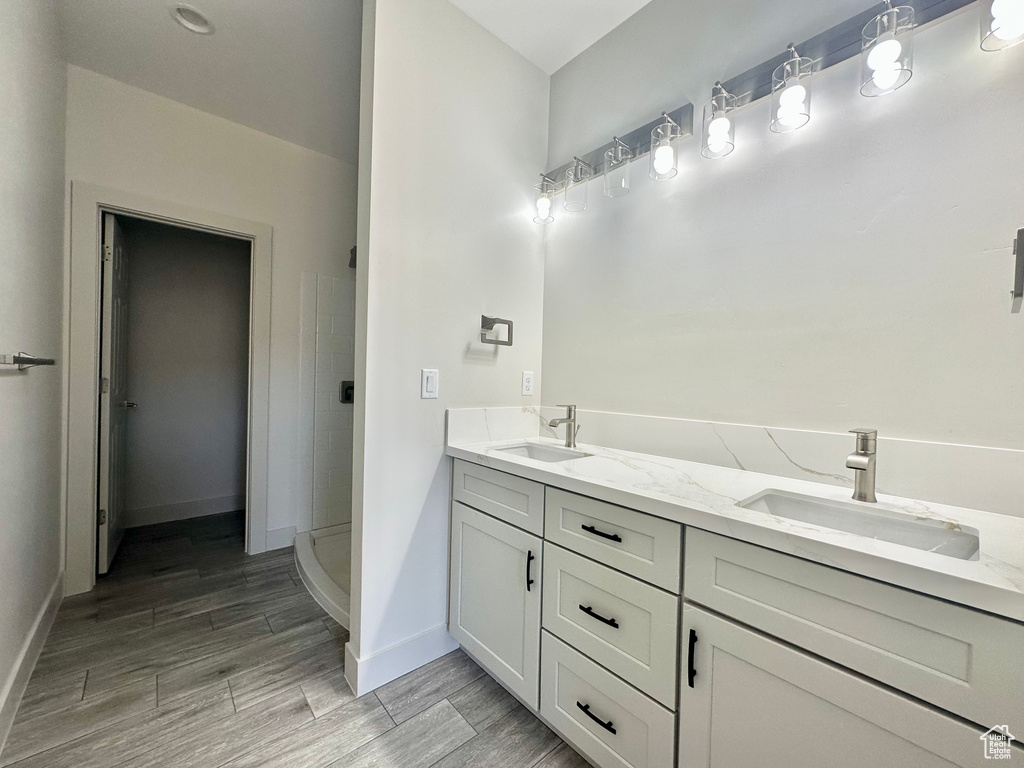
[447, 407, 1024, 519]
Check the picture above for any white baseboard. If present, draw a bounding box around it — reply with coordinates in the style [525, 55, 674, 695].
[0, 571, 64, 754]
[266, 526, 298, 551]
[126, 494, 244, 528]
[344, 623, 459, 697]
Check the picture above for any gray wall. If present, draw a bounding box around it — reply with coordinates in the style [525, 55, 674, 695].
[121, 218, 251, 524]
[542, 3, 1024, 450]
[0, 0, 67, 745]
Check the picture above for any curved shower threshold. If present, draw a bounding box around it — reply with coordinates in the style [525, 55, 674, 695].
[294, 524, 351, 630]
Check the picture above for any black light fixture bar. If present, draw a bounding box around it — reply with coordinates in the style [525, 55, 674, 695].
[543, 103, 694, 186]
[721, 0, 973, 105]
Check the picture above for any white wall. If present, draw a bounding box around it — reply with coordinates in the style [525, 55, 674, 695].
[348, 0, 549, 692]
[543, 6, 1024, 454]
[121, 218, 250, 525]
[0, 0, 67, 747]
[65, 66, 358, 542]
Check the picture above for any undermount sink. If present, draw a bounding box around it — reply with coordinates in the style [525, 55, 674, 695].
[492, 443, 591, 463]
[739, 490, 980, 560]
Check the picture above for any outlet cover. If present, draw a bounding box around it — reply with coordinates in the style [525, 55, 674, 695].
[522, 371, 535, 396]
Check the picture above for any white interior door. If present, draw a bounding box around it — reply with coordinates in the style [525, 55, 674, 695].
[98, 212, 130, 574]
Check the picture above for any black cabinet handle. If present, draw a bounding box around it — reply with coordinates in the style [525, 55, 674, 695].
[687, 628, 698, 689]
[577, 702, 616, 734]
[581, 524, 622, 543]
[579, 604, 619, 629]
[526, 550, 535, 592]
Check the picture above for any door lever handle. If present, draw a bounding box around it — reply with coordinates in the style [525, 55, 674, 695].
[125, 402, 138, 409]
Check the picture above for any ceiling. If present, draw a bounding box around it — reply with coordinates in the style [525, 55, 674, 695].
[58, 0, 363, 164]
[448, 0, 658, 75]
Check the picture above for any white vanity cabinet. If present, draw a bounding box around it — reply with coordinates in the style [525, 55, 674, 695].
[678, 604, 991, 768]
[447, 454, 1023, 768]
[449, 501, 542, 708]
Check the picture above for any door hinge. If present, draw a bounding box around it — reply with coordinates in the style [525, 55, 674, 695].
[101, 377, 110, 394]
[103, 245, 112, 263]
[98, 509, 107, 525]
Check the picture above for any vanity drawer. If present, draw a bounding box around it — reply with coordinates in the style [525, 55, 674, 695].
[541, 631, 675, 768]
[545, 488, 682, 592]
[684, 529, 1024, 730]
[452, 459, 545, 535]
[542, 543, 679, 708]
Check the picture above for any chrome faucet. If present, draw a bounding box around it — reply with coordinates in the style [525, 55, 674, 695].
[549, 404, 579, 449]
[846, 429, 877, 503]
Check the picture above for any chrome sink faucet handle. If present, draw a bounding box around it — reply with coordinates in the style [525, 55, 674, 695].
[549, 404, 579, 449]
[846, 428, 877, 503]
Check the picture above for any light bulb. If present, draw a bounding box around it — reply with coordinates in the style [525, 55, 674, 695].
[535, 196, 551, 221]
[867, 37, 902, 71]
[776, 105, 803, 128]
[653, 143, 675, 175]
[778, 83, 807, 110]
[872, 63, 901, 90]
[706, 138, 729, 154]
[993, 0, 1024, 24]
[708, 115, 731, 136]
[992, 16, 1024, 39]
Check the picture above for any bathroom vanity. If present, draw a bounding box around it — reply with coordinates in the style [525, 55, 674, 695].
[446, 409, 1024, 768]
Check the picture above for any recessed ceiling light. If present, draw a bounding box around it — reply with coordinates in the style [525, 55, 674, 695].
[170, 4, 214, 35]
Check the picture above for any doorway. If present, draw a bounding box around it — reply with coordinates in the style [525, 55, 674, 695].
[65, 183, 274, 596]
[97, 214, 252, 574]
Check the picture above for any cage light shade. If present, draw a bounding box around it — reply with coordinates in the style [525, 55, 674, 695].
[701, 86, 737, 159]
[649, 115, 682, 181]
[982, 0, 1024, 50]
[770, 48, 813, 133]
[564, 159, 592, 212]
[603, 141, 632, 198]
[860, 4, 914, 96]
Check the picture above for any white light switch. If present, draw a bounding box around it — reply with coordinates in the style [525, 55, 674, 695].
[522, 371, 534, 396]
[421, 369, 439, 399]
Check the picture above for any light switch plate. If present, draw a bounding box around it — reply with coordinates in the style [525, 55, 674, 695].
[421, 369, 439, 399]
[522, 371, 535, 396]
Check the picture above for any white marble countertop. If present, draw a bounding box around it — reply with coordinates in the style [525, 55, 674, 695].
[447, 432, 1024, 622]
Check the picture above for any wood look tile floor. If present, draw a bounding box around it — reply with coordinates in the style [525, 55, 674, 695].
[3, 512, 590, 768]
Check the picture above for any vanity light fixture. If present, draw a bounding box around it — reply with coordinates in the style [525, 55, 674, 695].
[701, 83, 738, 159]
[564, 157, 592, 212]
[603, 138, 633, 197]
[533, 174, 556, 224]
[981, 0, 1024, 50]
[860, 1, 914, 97]
[770, 44, 813, 133]
[650, 113, 682, 181]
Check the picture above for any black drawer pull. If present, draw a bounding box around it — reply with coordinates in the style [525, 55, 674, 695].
[577, 702, 616, 734]
[581, 524, 622, 543]
[579, 604, 619, 629]
[687, 628, 698, 689]
[526, 550, 535, 592]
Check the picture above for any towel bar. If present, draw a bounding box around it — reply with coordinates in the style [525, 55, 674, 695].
[480, 316, 513, 346]
[0, 353, 56, 371]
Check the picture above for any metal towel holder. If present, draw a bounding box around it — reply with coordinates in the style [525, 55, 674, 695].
[480, 316, 513, 346]
[0, 353, 55, 371]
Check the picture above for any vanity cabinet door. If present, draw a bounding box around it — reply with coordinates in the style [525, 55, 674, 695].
[679, 604, 1008, 768]
[449, 501, 542, 709]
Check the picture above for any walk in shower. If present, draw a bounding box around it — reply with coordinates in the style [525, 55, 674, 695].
[292, 270, 356, 631]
